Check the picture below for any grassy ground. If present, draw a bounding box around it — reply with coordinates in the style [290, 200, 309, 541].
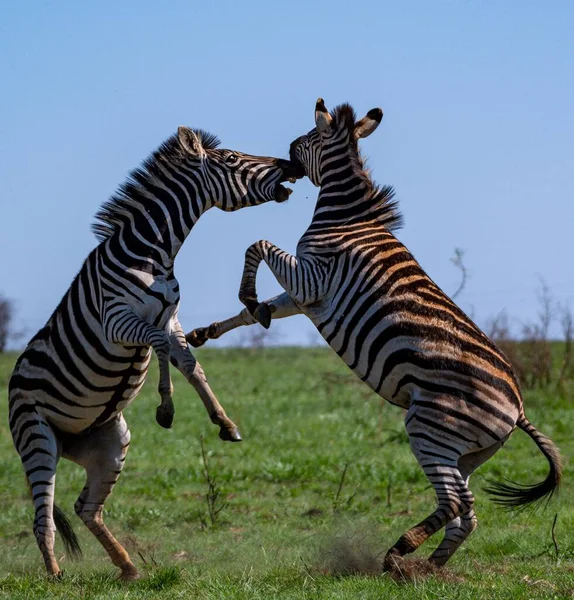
[0, 347, 573, 599]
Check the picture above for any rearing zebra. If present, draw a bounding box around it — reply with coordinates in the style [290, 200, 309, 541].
[187, 99, 562, 569]
[8, 125, 301, 579]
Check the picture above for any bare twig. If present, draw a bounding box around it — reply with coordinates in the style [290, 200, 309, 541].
[300, 556, 316, 581]
[557, 303, 573, 388]
[199, 436, 228, 527]
[450, 248, 469, 300]
[536, 277, 553, 340]
[332, 463, 355, 513]
[551, 513, 559, 558]
[333, 463, 349, 512]
[238, 325, 278, 349]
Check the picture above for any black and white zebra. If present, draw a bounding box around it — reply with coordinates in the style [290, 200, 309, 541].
[8, 125, 301, 579]
[187, 99, 562, 569]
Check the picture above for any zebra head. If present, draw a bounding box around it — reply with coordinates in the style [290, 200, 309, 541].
[177, 127, 302, 211]
[289, 98, 383, 187]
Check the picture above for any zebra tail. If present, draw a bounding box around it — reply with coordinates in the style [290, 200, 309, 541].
[484, 414, 563, 511]
[53, 504, 83, 560]
[25, 478, 83, 560]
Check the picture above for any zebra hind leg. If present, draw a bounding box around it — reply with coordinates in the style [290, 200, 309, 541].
[12, 409, 64, 576]
[383, 409, 475, 571]
[62, 414, 139, 580]
[383, 463, 474, 571]
[429, 441, 506, 566]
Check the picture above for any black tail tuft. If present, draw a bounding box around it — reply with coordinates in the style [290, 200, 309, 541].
[53, 504, 82, 560]
[484, 477, 557, 511]
[484, 414, 562, 512]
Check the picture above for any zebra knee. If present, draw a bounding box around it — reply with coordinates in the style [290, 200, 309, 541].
[74, 498, 87, 521]
[34, 515, 55, 535]
[33, 513, 57, 550]
[74, 491, 101, 525]
[461, 510, 478, 535]
[458, 490, 475, 514]
[155, 335, 171, 357]
[75, 500, 102, 526]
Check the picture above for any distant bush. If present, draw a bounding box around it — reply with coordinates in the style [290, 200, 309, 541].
[0, 295, 14, 354]
[487, 281, 573, 390]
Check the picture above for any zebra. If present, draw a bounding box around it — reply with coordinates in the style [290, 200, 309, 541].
[8, 125, 301, 579]
[186, 99, 563, 569]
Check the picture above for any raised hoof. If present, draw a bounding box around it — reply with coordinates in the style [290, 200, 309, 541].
[219, 426, 242, 442]
[254, 302, 272, 329]
[186, 328, 207, 348]
[156, 406, 174, 429]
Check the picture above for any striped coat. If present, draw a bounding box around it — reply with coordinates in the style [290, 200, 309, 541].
[9, 125, 300, 579]
[188, 100, 562, 569]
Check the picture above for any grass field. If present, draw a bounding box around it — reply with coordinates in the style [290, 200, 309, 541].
[1, 347, 573, 599]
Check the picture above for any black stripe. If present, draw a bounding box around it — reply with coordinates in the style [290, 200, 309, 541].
[408, 431, 462, 454]
[394, 375, 516, 427]
[412, 414, 476, 444]
[375, 348, 520, 409]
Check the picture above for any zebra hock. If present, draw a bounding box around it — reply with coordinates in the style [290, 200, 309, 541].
[9, 124, 302, 579]
[187, 98, 563, 569]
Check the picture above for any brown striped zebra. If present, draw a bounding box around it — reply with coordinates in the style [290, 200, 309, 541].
[8, 126, 301, 579]
[187, 99, 563, 569]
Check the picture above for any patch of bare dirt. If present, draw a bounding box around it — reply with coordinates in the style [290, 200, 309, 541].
[384, 556, 464, 584]
[311, 525, 464, 583]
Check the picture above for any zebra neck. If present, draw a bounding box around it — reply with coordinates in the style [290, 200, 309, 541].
[115, 185, 211, 268]
[312, 176, 371, 221]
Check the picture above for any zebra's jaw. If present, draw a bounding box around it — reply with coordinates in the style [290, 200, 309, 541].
[275, 184, 294, 202]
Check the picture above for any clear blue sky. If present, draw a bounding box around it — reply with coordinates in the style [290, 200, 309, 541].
[1, 0, 573, 347]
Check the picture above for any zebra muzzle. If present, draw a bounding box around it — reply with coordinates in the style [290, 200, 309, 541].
[275, 184, 294, 202]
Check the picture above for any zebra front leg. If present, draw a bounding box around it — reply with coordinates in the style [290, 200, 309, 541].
[186, 293, 301, 347]
[105, 308, 174, 428]
[170, 323, 241, 441]
[238, 241, 325, 328]
[63, 415, 139, 580]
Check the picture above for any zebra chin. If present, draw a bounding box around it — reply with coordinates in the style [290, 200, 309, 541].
[275, 183, 294, 203]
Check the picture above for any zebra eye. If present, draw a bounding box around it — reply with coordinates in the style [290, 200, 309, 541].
[226, 153, 238, 164]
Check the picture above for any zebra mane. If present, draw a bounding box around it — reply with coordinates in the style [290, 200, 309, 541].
[332, 103, 358, 131]
[363, 184, 404, 231]
[331, 103, 404, 232]
[91, 128, 221, 242]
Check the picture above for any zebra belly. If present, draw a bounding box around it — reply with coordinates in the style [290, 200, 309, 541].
[306, 307, 519, 442]
[303, 306, 405, 405]
[12, 344, 152, 435]
[306, 303, 449, 409]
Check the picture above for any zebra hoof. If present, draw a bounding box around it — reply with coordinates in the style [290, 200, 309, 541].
[119, 568, 141, 581]
[219, 426, 242, 442]
[186, 328, 207, 348]
[254, 303, 272, 329]
[156, 406, 174, 429]
[382, 549, 403, 573]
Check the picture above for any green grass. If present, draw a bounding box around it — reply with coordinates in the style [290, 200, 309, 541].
[1, 347, 573, 599]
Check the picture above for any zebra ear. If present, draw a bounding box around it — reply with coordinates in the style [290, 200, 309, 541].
[178, 126, 202, 155]
[315, 98, 333, 134]
[354, 108, 383, 139]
